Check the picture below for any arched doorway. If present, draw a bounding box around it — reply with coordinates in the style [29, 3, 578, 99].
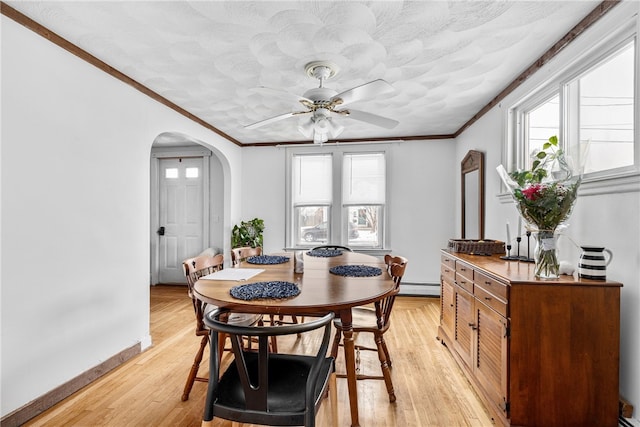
[150, 131, 230, 285]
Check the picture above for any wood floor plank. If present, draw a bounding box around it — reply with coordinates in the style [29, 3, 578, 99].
[24, 285, 494, 427]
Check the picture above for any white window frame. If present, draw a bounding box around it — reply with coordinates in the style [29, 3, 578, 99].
[285, 144, 389, 250]
[504, 9, 639, 197]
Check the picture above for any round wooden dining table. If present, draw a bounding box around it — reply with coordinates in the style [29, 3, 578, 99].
[193, 250, 396, 427]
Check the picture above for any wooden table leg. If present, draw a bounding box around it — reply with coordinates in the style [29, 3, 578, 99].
[339, 308, 360, 426]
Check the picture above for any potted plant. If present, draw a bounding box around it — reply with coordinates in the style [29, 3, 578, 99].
[231, 218, 264, 248]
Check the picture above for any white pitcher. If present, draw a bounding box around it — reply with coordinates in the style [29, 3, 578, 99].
[578, 246, 613, 280]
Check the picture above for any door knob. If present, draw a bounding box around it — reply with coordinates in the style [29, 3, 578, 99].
[157, 226, 165, 236]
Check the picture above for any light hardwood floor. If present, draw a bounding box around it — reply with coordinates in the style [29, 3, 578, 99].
[24, 285, 494, 427]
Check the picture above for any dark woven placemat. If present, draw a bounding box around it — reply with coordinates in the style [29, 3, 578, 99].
[246, 255, 290, 265]
[329, 265, 382, 277]
[306, 249, 343, 257]
[230, 281, 300, 300]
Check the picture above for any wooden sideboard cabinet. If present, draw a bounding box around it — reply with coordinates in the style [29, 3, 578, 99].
[438, 250, 622, 427]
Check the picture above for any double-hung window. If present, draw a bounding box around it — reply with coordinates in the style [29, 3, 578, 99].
[506, 15, 638, 189]
[287, 146, 387, 249]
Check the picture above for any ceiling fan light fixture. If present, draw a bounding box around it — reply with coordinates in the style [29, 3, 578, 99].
[328, 120, 344, 138]
[298, 120, 314, 138]
[314, 116, 330, 132]
[313, 131, 328, 145]
[246, 60, 397, 143]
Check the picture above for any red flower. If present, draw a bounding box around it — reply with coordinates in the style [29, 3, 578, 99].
[522, 184, 543, 201]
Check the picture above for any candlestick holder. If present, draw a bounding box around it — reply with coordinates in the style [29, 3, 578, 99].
[500, 244, 520, 261]
[520, 231, 535, 263]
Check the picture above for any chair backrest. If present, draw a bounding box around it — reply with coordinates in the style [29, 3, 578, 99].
[384, 254, 408, 288]
[182, 254, 224, 333]
[375, 255, 408, 330]
[231, 246, 262, 266]
[311, 245, 353, 252]
[203, 308, 335, 425]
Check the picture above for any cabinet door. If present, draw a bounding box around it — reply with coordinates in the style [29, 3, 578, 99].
[440, 277, 455, 340]
[453, 286, 474, 368]
[474, 301, 509, 418]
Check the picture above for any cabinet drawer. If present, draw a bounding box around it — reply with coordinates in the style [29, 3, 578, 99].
[441, 263, 456, 283]
[455, 261, 474, 281]
[475, 271, 508, 301]
[441, 254, 455, 270]
[455, 274, 474, 294]
[474, 284, 508, 317]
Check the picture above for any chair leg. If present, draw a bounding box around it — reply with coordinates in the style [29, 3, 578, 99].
[374, 334, 396, 403]
[218, 332, 227, 364]
[182, 334, 209, 401]
[380, 336, 392, 368]
[329, 371, 338, 427]
[330, 329, 341, 358]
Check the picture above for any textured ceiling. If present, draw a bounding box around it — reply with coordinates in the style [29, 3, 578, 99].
[6, 1, 601, 145]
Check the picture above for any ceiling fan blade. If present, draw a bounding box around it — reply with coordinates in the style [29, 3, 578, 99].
[250, 86, 312, 104]
[331, 79, 395, 106]
[344, 109, 399, 129]
[245, 111, 309, 130]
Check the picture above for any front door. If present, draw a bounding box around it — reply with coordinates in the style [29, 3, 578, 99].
[158, 157, 205, 283]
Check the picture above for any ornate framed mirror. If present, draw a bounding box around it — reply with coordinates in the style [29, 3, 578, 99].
[461, 150, 485, 239]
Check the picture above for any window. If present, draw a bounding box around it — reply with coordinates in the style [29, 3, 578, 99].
[571, 42, 635, 174]
[165, 168, 179, 179]
[287, 147, 387, 249]
[508, 24, 638, 187]
[292, 154, 332, 246]
[185, 167, 199, 178]
[523, 93, 560, 170]
[343, 153, 385, 247]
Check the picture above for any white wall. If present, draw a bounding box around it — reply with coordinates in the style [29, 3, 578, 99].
[240, 140, 457, 288]
[456, 2, 640, 416]
[0, 16, 242, 416]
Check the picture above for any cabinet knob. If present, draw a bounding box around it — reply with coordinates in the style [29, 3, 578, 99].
[484, 296, 492, 301]
[468, 322, 477, 330]
[485, 281, 492, 285]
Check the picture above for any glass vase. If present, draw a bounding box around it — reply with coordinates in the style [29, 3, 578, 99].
[534, 230, 560, 279]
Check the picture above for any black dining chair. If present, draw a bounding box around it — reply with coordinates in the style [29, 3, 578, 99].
[181, 254, 263, 401]
[202, 308, 338, 427]
[310, 245, 353, 252]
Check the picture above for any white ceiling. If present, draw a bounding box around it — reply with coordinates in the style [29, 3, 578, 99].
[7, 1, 602, 145]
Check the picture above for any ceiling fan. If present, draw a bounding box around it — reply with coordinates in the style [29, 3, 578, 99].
[245, 61, 399, 144]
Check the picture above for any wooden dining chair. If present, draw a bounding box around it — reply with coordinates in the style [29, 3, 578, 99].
[231, 246, 299, 335]
[310, 245, 353, 252]
[202, 309, 338, 427]
[330, 254, 408, 403]
[230, 246, 262, 266]
[181, 253, 262, 402]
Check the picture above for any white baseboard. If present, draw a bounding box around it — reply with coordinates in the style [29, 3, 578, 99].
[141, 334, 153, 351]
[399, 282, 440, 297]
